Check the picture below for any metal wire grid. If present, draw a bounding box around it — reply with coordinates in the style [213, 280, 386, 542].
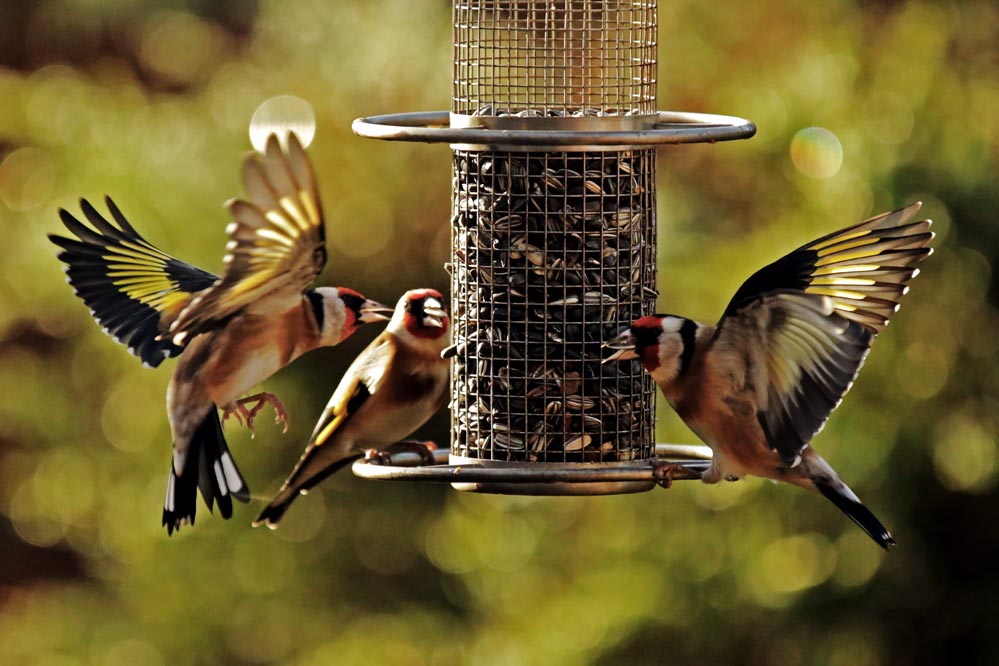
[449, 148, 658, 463]
[452, 0, 658, 116]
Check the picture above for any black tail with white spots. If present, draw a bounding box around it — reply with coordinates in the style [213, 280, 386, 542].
[162, 407, 250, 535]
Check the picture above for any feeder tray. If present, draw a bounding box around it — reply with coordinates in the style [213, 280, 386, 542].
[353, 0, 754, 495]
[353, 443, 714, 495]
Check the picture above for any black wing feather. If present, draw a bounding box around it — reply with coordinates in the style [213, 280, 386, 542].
[722, 204, 932, 334]
[51, 197, 217, 367]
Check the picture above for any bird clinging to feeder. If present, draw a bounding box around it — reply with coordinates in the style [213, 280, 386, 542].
[604, 203, 934, 548]
[50, 132, 393, 534]
[254, 289, 450, 528]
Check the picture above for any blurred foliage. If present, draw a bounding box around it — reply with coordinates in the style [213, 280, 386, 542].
[0, 0, 997, 664]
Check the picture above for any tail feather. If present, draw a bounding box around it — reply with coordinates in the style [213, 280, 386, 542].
[252, 454, 360, 529]
[162, 407, 250, 535]
[814, 480, 895, 550]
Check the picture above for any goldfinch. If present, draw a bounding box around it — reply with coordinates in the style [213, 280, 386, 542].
[254, 288, 450, 528]
[50, 132, 393, 535]
[605, 203, 934, 549]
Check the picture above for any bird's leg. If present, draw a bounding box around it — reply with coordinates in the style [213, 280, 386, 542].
[362, 449, 394, 466]
[244, 392, 289, 433]
[700, 463, 723, 485]
[362, 441, 438, 466]
[651, 460, 691, 489]
[221, 402, 251, 429]
[396, 439, 438, 466]
[227, 392, 290, 434]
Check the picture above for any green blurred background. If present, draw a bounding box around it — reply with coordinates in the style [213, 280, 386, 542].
[1, 0, 996, 664]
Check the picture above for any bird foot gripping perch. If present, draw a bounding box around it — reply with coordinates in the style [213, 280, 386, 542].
[650, 460, 700, 489]
[363, 440, 439, 467]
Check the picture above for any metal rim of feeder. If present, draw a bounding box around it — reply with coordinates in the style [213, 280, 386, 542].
[352, 444, 714, 496]
[351, 110, 756, 152]
[351, 0, 753, 495]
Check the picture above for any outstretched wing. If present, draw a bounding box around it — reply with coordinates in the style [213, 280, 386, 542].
[50, 197, 217, 367]
[169, 132, 326, 344]
[711, 292, 874, 465]
[723, 203, 933, 334]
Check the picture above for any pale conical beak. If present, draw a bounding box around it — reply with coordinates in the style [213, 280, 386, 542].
[422, 298, 448, 328]
[602, 330, 639, 364]
[359, 300, 393, 323]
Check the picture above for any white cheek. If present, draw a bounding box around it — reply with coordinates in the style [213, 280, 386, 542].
[323, 300, 349, 342]
[661, 337, 683, 363]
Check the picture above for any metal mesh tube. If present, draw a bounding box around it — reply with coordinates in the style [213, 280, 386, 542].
[453, 0, 658, 116]
[449, 149, 658, 462]
[448, 0, 660, 467]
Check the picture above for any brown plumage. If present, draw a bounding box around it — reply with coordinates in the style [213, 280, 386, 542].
[605, 204, 934, 549]
[50, 132, 393, 535]
[254, 289, 451, 528]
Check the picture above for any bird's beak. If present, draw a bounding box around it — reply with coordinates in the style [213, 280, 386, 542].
[602, 330, 639, 364]
[422, 308, 447, 328]
[422, 299, 448, 328]
[359, 300, 393, 323]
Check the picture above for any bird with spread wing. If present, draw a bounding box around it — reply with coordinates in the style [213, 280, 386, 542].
[50, 132, 393, 535]
[605, 203, 934, 549]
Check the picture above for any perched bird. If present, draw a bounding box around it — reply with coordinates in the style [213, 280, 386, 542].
[605, 204, 933, 549]
[50, 132, 393, 535]
[254, 288, 450, 528]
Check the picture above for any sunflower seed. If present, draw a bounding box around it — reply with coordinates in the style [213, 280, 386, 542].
[449, 149, 658, 463]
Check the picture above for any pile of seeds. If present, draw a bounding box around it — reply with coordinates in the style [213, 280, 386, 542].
[449, 149, 658, 463]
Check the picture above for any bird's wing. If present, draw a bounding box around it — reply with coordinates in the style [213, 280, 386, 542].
[711, 291, 874, 466]
[277, 335, 395, 493]
[722, 203, 933, 334]
[50, 197, 218, 367]
[169, 132, 326, 343]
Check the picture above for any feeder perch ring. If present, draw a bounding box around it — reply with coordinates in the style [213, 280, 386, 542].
[351, 444, 714, 496]
[351, 110, 756, 150]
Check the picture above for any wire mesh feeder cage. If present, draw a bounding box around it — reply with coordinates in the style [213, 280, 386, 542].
[352, 0, 755, 494]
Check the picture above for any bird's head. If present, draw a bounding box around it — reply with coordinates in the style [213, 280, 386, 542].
[310, 287, 392, 345]
[603, 314, 699, 385]
[389, 288, 450, 345]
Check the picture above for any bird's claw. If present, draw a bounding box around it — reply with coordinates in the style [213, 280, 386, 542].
[245, 393, 289, 433]
[398, 439, 438, 466]
[223, 392, 290, 435]
[651, 461, 686, 489]
[363, 449, 394, 466]
[221, 402, 251, 429]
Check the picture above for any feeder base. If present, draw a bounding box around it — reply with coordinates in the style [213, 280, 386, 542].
[447, 456, 655, 495]
[350, 444, 713, 497]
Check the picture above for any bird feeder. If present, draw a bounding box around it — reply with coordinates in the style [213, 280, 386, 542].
[352, 0, 754, 494]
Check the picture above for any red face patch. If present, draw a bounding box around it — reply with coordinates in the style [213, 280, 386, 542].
[631, 315, 665, 371]
[337, 286, 364, 301]
[633, 315, 664, 330]
[408, 288, 443, 302]
[339, 307, 359, 342]
[639, 344, 661, 371]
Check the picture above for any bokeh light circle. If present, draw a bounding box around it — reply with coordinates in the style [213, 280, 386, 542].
[249, 95, 316, 151]
[790, 127, 843, 178]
